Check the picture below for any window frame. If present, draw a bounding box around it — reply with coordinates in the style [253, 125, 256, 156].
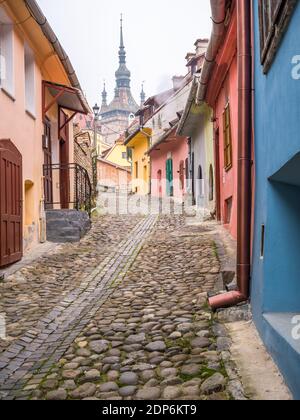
[24, 43, 35, 116]
[223, 102, 233, 172]
[258, 0, 297, 73]
[0, 19, 14, 98]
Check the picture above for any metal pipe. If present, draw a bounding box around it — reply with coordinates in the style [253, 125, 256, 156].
[209, 0, 252, 310]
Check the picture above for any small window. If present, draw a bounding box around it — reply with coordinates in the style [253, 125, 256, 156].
[223, 103, 233, 171]
[258, 0, 297, 73]
[122, 152, 127, 160]
[0, 17, 14, 96]
[24, 44, 35, 115]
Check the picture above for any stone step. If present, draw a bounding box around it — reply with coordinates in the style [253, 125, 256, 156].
[45, 210, 91, 243]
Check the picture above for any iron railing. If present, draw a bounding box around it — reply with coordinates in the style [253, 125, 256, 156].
[43, 163, 92, 216]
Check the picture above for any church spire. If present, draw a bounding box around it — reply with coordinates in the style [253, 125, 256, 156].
[140, 82, 146, 106]
[101, 81, 107, 107]
[119, 14, 126, 65]
[115, 14, 131, 90]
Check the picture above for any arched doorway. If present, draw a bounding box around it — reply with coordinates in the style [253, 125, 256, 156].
[179, 161, 185, 191]
[198, 165, 203, 198]
[0, 139, 23, 267]
[157, 170, 162, 197]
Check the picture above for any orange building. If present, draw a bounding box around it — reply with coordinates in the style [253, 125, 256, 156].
[0, 0, 90, 267]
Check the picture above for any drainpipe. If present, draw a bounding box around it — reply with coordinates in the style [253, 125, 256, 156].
[209, 0, 253, 310]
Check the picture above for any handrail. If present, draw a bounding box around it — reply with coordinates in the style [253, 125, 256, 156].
[43, 163, 92, 217]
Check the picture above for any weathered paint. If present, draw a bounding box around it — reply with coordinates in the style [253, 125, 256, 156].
[251, 0, 300, 399]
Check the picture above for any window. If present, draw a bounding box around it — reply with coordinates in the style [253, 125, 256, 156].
[122, 152, 127, 160]
[0, 14, 14, 96]
[258, 0, 297, 73]
[24, 44, 35, 115]
[223, 103, 233, 171]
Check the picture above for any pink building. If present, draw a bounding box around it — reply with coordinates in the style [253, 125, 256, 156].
[148, 126, 189, 199]
[205, 2, 238, 239]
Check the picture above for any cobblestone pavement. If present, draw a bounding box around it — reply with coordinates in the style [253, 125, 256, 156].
[0, 215, 246, 400]
[0, 215, 143, 349]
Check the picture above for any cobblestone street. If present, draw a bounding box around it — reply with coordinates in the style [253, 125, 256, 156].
[0, 215, 246, 400]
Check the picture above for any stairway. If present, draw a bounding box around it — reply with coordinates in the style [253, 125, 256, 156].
[45, 210, 91, 243]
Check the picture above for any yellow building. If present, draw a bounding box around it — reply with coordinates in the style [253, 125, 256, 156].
[125, 127, 152, 195]
[105, 138, 131, 168]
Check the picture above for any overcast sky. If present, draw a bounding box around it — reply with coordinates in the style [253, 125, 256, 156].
[37, 0, 212, 107]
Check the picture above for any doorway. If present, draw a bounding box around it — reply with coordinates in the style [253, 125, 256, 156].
[166, 158, 174, 197]
[43, 119, 53, 209]
[0, 139, 23, 267]
[59, 110, 70, 209]
[191, 152, 195, 205]
[157, 169, 162, 197]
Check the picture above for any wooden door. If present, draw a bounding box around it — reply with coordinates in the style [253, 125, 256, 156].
[59, 110, 70, 209]
[179, 160, 185, 191]
[43, 120, 53, 209]
[166, 158, 174, 197]
[0, 139, 23, 267]
[157, 170, 162, 197]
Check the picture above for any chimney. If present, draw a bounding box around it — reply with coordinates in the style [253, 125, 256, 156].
[185, 52, 196, 64]
[194, 38, 209, 56]
[172, 75, 185, 90]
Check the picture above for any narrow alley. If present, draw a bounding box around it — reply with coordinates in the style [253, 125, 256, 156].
[1, 0, 299, 403]
[0, 214, 247, 401]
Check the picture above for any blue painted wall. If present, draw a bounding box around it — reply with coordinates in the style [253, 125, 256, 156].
[251, 0, 300, 399]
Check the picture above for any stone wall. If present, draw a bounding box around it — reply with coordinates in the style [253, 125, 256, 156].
[74, 126, 93, 185]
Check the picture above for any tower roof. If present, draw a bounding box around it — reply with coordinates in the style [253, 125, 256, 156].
[100, 15, 138, 118]
[115, 15, 131, 87]
[140, 83, 146, 106]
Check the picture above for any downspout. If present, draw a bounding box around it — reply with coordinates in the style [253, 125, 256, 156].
[209, 0, 253, 310]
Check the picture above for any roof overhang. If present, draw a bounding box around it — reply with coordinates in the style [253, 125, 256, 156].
[43, 81, 90, 118]
[97, 158, 131, 173]
[125, 127, 152, 146]
[147, 125, 180, 155]
[177, 76, 207, 137]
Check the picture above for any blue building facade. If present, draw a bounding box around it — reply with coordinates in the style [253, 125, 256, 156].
[251, 0, 300, 399]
